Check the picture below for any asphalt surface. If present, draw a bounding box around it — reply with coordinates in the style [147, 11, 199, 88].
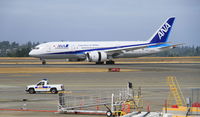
[0, 58, 200, 117]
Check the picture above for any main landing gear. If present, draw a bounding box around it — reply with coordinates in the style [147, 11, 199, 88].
[106, 60, 115, 65]
[95, 60, 115, 65]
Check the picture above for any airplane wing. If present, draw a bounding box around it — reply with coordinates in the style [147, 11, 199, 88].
[171, 43, 184, 48]
[105, 42, 165, 56]
[158, 43, 183, 50]
[103, 16, 176, 55]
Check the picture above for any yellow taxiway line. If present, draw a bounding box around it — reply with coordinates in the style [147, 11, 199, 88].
[0, 67, 140, 74]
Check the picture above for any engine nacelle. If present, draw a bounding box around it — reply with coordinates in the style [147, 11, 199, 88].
[86, 51, 108, 62]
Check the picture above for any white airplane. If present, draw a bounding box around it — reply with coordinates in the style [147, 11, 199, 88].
[29, 17, 176, 65]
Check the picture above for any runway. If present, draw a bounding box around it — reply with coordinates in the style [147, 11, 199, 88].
[0, 57, 200, 117]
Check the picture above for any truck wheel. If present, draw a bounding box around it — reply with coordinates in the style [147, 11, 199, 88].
[28, 88, 35, 94]
[50, 88, 58, 94]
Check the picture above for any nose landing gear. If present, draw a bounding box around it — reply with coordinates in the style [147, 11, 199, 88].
[42, 60, 46, 65]
[40, 58, 46, 65]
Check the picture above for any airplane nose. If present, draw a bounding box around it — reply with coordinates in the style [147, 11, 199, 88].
[29, 50, 41, 58]
[29, 51, 33, 57]
[29, 50, 36, 57]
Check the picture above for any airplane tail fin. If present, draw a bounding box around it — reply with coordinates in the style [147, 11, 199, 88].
[148, 17, 175, 44]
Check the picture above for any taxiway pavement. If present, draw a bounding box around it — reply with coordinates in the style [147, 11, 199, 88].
[0, 58, 200, 117]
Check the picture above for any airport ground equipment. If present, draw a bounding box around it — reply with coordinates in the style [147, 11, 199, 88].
[57, 82, 143, 116]
[108, 68, 120, 72]
[163, 93, 200, 117]
[25, 79, 64, 94]
[163, 77, 200, 117]
[166, 76, 186, 107]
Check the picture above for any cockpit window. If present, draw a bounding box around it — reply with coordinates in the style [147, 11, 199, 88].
[33, 47, 40, 50]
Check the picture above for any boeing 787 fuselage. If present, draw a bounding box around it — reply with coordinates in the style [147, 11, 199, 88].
[29, 17, 176, 64]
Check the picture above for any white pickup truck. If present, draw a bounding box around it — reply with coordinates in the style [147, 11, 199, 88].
[25, 79, 64, 94]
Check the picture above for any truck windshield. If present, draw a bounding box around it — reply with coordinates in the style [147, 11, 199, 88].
[37, 82, 44, 86]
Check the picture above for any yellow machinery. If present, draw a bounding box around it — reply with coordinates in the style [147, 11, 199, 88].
[164, 76, 200, 116]
[126, 87, 143, 111]
[166, 76, 186, 106]
[113, 111, 127, 116]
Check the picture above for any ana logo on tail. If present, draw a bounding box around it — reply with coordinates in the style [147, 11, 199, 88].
[157, 22, 171, 40]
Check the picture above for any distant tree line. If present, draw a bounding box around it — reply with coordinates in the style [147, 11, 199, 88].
[0, 41, 200, 57]
[0, 41, 39, 57]
[154, 46, 200, 57]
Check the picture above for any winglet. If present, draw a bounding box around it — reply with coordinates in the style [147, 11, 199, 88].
[148, 17, 175, 44]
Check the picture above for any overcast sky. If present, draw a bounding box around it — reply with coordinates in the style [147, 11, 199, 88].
[0, 0, 200, 46]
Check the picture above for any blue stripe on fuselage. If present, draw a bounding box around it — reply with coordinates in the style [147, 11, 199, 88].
[47, 43, 151, 55]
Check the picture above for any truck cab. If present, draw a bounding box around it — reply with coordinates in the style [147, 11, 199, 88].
[26, 79, 64, 94]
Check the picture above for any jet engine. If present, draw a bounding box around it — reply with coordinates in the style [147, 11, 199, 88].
[86, 51, 108, 62]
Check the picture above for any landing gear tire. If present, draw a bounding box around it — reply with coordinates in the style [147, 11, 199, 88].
[42, 60, 46, 65]
[106, 61, 115, 65]
[106, 111, 113, 117]
[50, 88, 58, 94]
[28, 88, 35, 94]
[95, 62, 104, 64]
